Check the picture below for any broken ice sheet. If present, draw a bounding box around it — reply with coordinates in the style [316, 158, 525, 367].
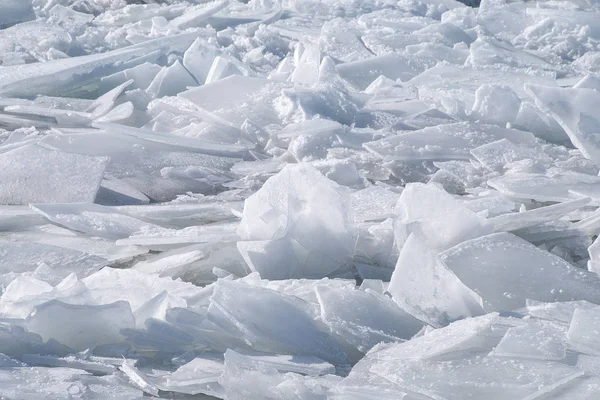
[439, 232, 600, 312]
[0, 144, 108, 205]
[364, 122, 536, 162]
[492, 320, 568, 361]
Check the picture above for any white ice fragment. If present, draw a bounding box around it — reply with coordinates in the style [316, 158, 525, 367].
[207, 279, 347, 364]
[471, 84, 521, 126]
[439, 232, 600, 312]
[146, 60, 197, 98]
[364, 122, 536, 162]
[290, 44, 320, 85]
[0, 145, 108, 205]
[121, 359, 160, 397]
[101, 62, 162, 91]
[26, 300, 134, 351]
[526, 84, 600, 163]
[87, 80, 133, 118]
[388, 234, 485, 328]
[336, 54, 421, 90]
[397, 182, 492, 251]
[204, 56, 242, 84]
[134, 291, 187, 329]
[493, 321, 567, 361]
[183, 38, 220, 85]
[237, 163, 355, 279]
[470, 138, 552, 172]
[568, 307, 600, 356]
[315, 284, 424, 353]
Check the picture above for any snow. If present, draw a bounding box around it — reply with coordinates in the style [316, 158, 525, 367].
[1, 0, 600, 397]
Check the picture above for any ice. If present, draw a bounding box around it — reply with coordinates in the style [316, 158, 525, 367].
[388, 233, 485, 327]
[207, 279, 348, 364]
[0, 145, 108, 205]
[396, 182, 492, 251]
[439, 233, 600, 311]
[568, 307, 600, 356]
[364, 122, 536, 162]
[315, 284, 423, 353]
[2, 0, 600, 396]
[26, 300, 134, 351]
[237, 163, 355, 279]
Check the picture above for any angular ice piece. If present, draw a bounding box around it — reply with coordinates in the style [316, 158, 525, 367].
[0, 145, 108, 205]
[133, 244, 206, 277]
[366, 355, 582, 400]
[278, 118, 345, 141]
[26, 300, 134, 351]
[526, 84, 600, 163]
[290, 44, 321, 85]
[336, 54, 421, 90]
[204, 56, 242, 84]
[470, 138, 552, 172]
[568, 308, 600, 356]
[101, 62, 162, 91]
[237, 163, 355, 279]
[146, 60, 197, 97]
[315, 284, 423, 353]
[30, 203, 165, 240]
[439, 233, 600, 311]
[120, 359, 160, 397]
[20, 354, 115, 375]
[388, 234, 485, 328]
[0, 32, 200, 97]
[397, 182, 492, 251]
[471, 84, 521, 126]
[207, 280, 347, 364]
[493, 321, 567, 361]
[183, 38, 220, 85]
[526, 299, 600, 324]
[489, 197, 591, 232]
[162, 353, 224, 396]
[351, 186, 400, 222]
[364, 122, 536, 161]
[0, 241, 105, 282]
[466, 36, 556, 71]
[574, 75, 600, 91]
[179, 75, 290, 128]
[169, 0, 229, 30]
[82, 268, 202, 312]
[488, 170, 600, 203]
[133, 291, 187, 329]
[87, 80, 133, 118]
[96, 176, 151, 206]
[234, 351, 335, 376]
[221, 349, 339, 400]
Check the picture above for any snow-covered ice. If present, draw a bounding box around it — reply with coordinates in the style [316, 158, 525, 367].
[2, 0, 600, 398]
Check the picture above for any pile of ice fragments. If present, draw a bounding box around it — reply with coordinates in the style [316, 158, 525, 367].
[4, 0, 600, 398]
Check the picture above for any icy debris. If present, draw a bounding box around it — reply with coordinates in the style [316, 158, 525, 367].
[439, 232, 600, 311]
[237, 163, 356, 279]
[0, 145, 108, 205]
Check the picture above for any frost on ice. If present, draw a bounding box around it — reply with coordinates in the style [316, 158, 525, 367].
[2, 0, 600, 398]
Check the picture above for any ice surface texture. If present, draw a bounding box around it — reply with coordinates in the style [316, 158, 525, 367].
[2, 0, 600, 398]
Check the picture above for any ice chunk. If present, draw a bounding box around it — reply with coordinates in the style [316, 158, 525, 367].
[161, 353, 224, 396]
[470, 138, 552, 172]
[146, 60, 197, 97]
[204, 56, 242, 84]
[0, 145, 108, 205]
[351, 186, 400, 222]
[397, 182, 492, 251]
[179, 75, 290, 128]
[207, 279, 347, 364]
[388, 234, 485, 328]
[170, 0, 229, 30]
[526, 299, 600, 324]
[0, 241, 105, 284]
[526, 84, 600, 163]
[493, 321, 567, 361]
[439, 233, 600, 311]
[101, 62, 162, 91]
[120, 359, 160, 397]
[30, 203, 165, 240]
[488, 170, 600, 203]
[26, 300, 134, 351]
[316, 284, 423, 353]
[290, 44, 321, 85]
[364, 122, 536, 162]
[183, 38, 220, 85]
[237, 163, 355, 279]
[568, 307, 600, 356]
[336, 54, 421, 90]
[489, 197, 591, 232]
[471, 84, 521, 126]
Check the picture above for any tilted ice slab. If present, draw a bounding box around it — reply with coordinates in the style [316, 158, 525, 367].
[364, 122, 536, 161]
[526, 84, 600, 164]
[439, 232, 600, 312]
[237, 163, 356, 280]
[0, 145, 108, 205]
